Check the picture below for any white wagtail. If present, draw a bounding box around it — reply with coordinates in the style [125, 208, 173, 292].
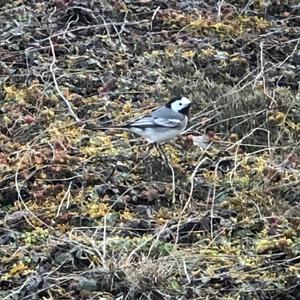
[117, 96, 191, 144]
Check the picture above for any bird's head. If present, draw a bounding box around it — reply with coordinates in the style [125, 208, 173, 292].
[166, 96, 191, 115]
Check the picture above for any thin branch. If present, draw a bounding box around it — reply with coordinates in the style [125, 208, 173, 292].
[49, 36, 80, 123]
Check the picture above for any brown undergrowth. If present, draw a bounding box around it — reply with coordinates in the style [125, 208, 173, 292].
[0, 1, 299, 299]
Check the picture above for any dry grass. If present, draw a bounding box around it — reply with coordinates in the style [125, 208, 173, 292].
[0, 1, 299, 299]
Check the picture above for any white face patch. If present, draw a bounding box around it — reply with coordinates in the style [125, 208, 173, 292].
[170, 97, 191, 112]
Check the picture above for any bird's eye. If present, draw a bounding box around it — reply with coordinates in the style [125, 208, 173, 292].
[179, 103, 182, 106]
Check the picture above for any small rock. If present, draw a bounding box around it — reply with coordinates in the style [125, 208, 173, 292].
[78, 277, 98, 292]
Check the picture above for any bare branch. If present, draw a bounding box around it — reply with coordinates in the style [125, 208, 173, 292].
[49, 37, 80, 123]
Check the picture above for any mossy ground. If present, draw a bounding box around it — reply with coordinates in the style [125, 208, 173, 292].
[0, 1, 299, 299]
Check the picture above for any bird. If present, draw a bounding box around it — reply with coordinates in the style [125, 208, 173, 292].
[117, 96, 191, 144]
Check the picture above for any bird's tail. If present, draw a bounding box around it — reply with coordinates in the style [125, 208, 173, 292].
[80, 120, 131, 131]
[98, 124, 131, 130]
[95, 125, 132, 131]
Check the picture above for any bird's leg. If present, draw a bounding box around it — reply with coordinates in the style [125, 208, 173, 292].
[154, 143, 172, 168]
[157, 144, 169, 164]
[144, 143, 153, 159]
[154, 143, 176, 204]
[153, 143, 164, 161]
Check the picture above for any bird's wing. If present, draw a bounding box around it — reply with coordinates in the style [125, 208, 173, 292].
[128, 116, 156, 128]
[128, 116, 181, 128]
[152, 117, 182, 127]
[128, 107, 183, 128]
[151, 107, 183, 127]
